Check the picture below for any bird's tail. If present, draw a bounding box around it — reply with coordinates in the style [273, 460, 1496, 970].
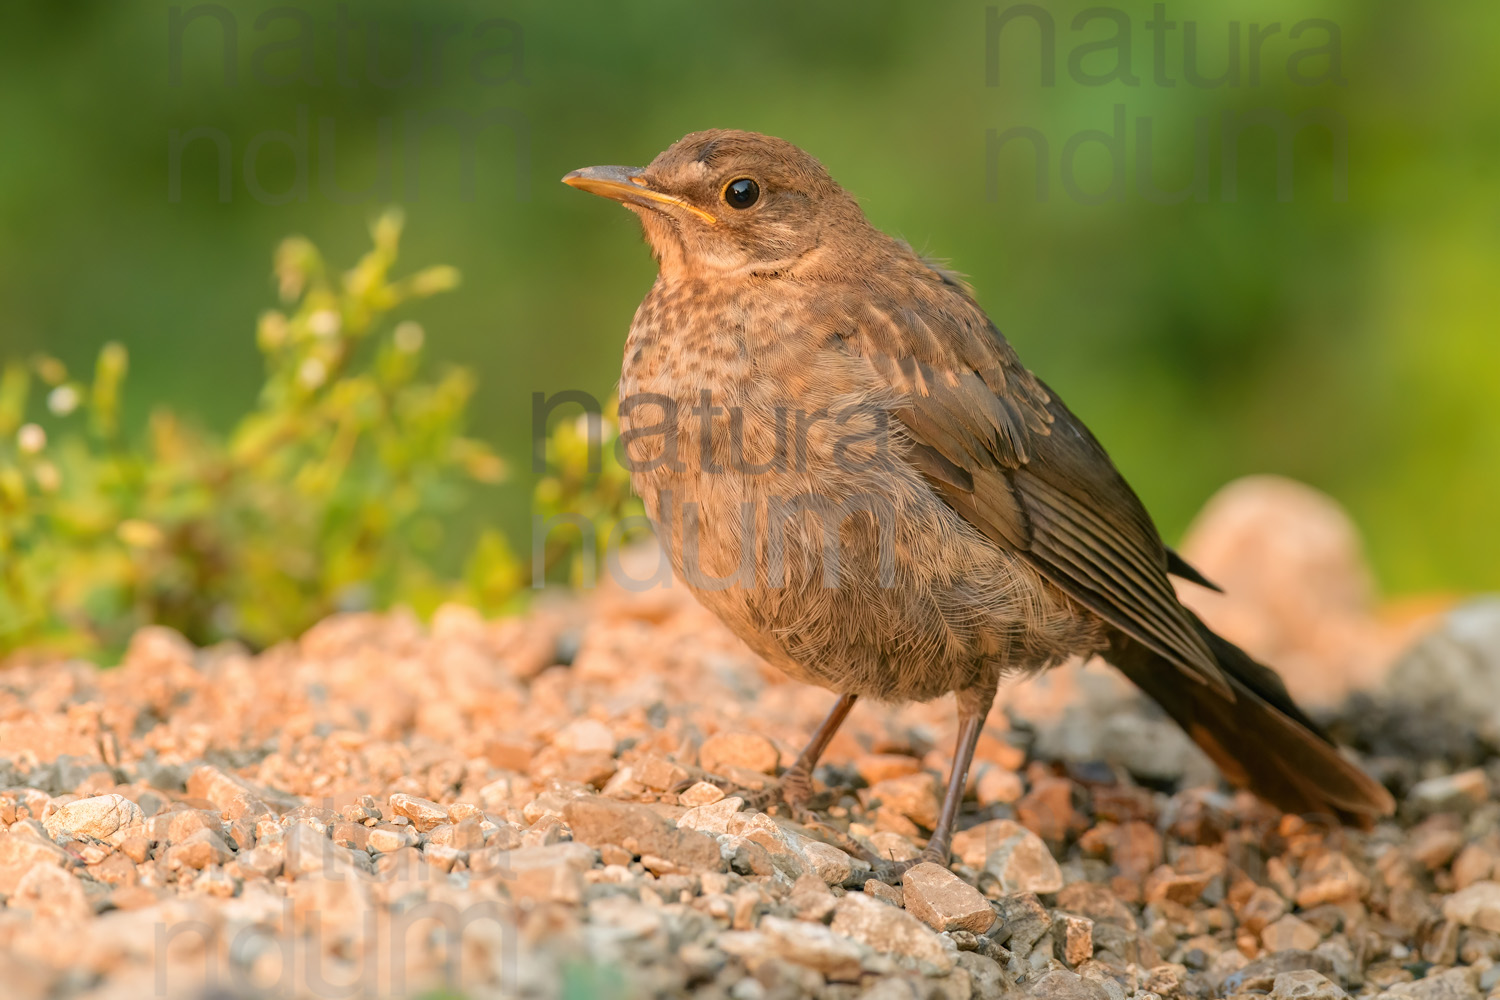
[1107, 613, 1394, 828]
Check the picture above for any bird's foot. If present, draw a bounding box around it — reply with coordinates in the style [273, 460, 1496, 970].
[860, 843, 953, 885]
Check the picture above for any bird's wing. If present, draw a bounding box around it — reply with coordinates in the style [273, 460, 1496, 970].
[835, 276, 1228, 693]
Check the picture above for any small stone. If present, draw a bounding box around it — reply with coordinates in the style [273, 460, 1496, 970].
[757, 914, 864, 981]
[864, 771, 942, 829]
[1028, 968, 1111, 1000]
[185, 764, 292, 813]
[1376, 966, 1481, 1000]
[1144, 863, 1214, 905]
[830, 890, 953, 973]
[801, 839, 854, 885]
[902, 862, 995, 934]
[522, 816, 565, 848]
[952, 819, 1063, 893]
[595, 843, 629, 867]
[728, 838, 775, 876]
[1238, 885, 1290, 933]
[678, 941, 727, 981]
[1112, 820, 1165, 883]
[239, 844, 283, 879]
[163, 828, 232, 870]
[1296, 851, 1370, 908]
[424, 843, 463, 872]
[679, 781, 726, 807]
[864, 879, 903, 907]
[632, 754, 690, 792]
[554, 717, 616, 754]
[331, 820, 369, 851]
[388, 793, 450, 833]
[1269, 969, 1347, 999]
[446, 802, 484, 825]
[959, 950, 1011, 995]
[225, 792, 273, 823]
[790, 872, 839, 921]
[87, 851, 138, 886]
[975, 765, 1025, 806]
[676, 796, 744, 835]
[42, 794, 144, 844]
[1018, 777, 1085, 843]
[699, 731, 779, 775]
[367, 825, 419, 853]
[497, 843, 595, 904]
[1143, 962, 1189, 997]
[561, 751, 618, 788]
[854, 754, 924, 785]
[1264, 914, 1323, 952]
[150, 807, 211, 844]
[1409, 816, 1466, 870]
[1408, 769, 1490, 815]
[1056, 882, 1137, 930]
[12, 862, 91, 922]
[868, 830, 922, 863]
[282, 823, 337, 877]
[1453, 840, 1500, 889]
[991, 892, 1053, 955]
[118, 835, 151, 865]
[1054, 912, 1095, 966]
[1444, 880, 1500, 932]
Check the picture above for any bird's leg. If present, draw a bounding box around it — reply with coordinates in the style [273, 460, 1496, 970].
[914, 709, 986, 866]
[865, 686, 993, 882]
[683, 693, 858, 817]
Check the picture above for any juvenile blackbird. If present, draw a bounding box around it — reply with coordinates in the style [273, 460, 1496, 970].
[564, 129, 1393, 868]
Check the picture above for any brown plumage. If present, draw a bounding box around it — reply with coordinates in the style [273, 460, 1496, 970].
[564, 129, 1392, 868]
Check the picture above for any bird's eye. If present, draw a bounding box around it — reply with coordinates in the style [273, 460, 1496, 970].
[723, 178, 760, 209]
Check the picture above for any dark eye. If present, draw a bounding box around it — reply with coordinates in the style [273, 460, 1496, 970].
[723, 177, 760, 209]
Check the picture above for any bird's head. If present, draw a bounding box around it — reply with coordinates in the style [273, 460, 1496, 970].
[563, 129, 868, 278]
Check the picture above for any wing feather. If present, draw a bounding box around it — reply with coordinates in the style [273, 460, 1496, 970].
[837, 274, 1228, 693]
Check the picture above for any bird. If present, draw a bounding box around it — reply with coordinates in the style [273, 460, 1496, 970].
[563, 129, 1393, 871]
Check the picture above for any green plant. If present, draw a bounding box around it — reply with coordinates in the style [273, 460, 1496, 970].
[532, 396, 649, 588]
[0, 211, 520, 660]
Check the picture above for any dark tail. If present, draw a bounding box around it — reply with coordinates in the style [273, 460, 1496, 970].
[1107, 613, 1394, 828]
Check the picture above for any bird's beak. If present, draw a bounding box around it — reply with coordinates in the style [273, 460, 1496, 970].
[562, 165, 718, 225]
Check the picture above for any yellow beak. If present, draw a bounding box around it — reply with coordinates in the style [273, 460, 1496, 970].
[562, 165, 718, 225]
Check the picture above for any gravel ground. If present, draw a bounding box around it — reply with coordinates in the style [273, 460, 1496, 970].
[1, 477, 1498, 1000]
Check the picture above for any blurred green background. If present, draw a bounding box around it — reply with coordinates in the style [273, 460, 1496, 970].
[2, 0, 1496, 597]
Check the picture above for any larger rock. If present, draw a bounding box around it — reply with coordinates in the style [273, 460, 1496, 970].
[563, 797, 721, 873]
[699, 731, 779, 774]
[901, 862, 994, 934]
[388, 793, 449, 833]
[830, 890, 952, 973]
[864, 772, 941, 829]
[186, 765, 294, 813]
[490, 843, 595, 904]
[757, 915, 864, 981]
[1381, 598, 1500, 746]
[952, 818, 1062, 893]
[42, 794, 144, 844]
[11, 862, 92, 922]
